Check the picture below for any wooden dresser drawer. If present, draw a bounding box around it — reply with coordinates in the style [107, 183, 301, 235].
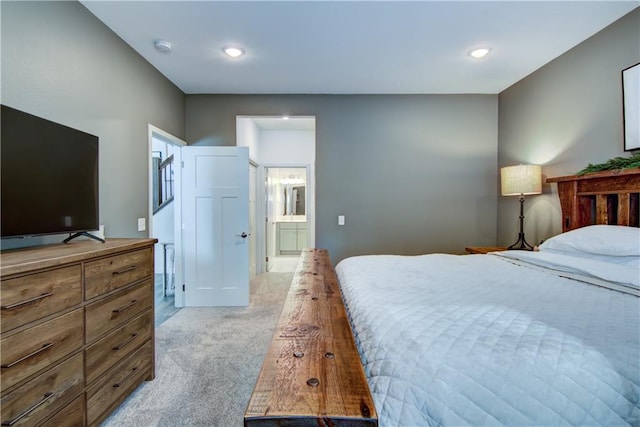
[1, 265, 82, 333]
[42, 395, 84, 426]
[1, 309, 84, 391]
[0, 352, 84, 427]
[84, 248, 152, 300]
[86, 341, 152, 426]
[85, 280, 152, 343]
[85, 311, 152, 385]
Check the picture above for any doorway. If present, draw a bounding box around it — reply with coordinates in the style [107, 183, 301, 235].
[147, 125, 185, 324]
[236, 116, 316, 275]
[265, 166, 308, 272]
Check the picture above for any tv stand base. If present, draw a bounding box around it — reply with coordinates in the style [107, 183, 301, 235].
[63, 231, 105, 244]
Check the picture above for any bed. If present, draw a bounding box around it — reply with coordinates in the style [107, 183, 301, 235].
[245, 169, 639, 427]
[335, 169, 640, 426]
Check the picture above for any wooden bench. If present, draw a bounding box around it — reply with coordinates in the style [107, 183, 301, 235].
[244, 248, 378, 427]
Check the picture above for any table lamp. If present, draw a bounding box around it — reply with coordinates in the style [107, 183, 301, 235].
[501, 164, 542, 250]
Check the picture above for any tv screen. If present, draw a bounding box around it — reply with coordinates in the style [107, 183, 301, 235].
[1, 105, 99, 238]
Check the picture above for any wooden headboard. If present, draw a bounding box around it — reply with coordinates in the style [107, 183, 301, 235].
[547, 168, 640, 232]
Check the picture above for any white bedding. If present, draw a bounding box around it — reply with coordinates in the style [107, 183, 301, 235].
[336, 252, 640, 426]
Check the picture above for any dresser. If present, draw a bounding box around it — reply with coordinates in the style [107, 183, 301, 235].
[0, 238, 156, 426]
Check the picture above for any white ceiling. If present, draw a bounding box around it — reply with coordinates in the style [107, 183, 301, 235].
[80, 1, 639, 95]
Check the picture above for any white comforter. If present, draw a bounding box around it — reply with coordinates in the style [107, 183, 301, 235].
[336, 252, 640, 426]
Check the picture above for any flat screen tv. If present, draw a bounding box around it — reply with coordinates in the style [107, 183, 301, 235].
[1, 105, 100, 241]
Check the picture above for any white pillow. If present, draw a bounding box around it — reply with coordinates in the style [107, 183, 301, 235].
[539, 225, 640, 256]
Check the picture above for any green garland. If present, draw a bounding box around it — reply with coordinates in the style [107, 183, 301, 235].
[577, 152, 640, 175]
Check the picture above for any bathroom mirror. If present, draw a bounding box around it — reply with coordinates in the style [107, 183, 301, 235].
[284, 185, 305, 215]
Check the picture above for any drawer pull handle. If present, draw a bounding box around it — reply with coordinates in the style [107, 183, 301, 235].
[1, 343, 54, 369]
[113, 367, 138, 388]
[113, 333, 139, 351]
[1, 392, 54, 426]
[1, 293, 53, 310]
[112, 265, 137, 275]
[112, 300, 138, 314]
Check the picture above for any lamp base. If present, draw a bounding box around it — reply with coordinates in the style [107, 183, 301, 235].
[507, 232, 534, 251]
[507, 195, 534, 251]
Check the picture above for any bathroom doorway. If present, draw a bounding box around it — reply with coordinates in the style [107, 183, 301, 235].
[236, 115, 316, 274]
[265, 167, 308, 272]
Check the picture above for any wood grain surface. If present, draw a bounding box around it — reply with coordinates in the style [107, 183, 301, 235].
[245, 249, 377, 427]
[547, 168, 640, 231]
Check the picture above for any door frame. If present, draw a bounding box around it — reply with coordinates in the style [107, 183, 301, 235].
[147, 125, 186, 307]
[257, 163, 314, 274]
[249, 160, 258, 280]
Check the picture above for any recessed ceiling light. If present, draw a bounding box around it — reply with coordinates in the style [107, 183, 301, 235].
[223, 46, 245, 58]
[469, 48, 490, 58]
[154, 39, 172, 53]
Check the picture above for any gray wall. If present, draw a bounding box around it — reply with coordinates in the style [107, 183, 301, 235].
[1, 1, 185, 249]
[187, 94, 498, 263]
[6, 1, 630, 258]
[497, 8, 640, 246]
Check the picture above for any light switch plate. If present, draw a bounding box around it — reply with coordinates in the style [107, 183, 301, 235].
[137, 217, 146, 231]
[338, 215, 345, 226]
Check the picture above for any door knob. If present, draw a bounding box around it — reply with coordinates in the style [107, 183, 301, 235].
[236, 232, 250, 238]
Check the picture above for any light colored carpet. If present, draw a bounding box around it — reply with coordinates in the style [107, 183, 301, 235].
[268, 255, 300, 273]
[101, 272, 293, 427]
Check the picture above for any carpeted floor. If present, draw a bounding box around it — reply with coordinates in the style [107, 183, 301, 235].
[101, 272, 293, 427]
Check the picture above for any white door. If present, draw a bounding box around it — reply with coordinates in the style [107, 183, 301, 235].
[181, 146, 249, 306]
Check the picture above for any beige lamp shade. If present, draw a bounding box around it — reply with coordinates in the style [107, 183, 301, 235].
[501, 164, 542, 196]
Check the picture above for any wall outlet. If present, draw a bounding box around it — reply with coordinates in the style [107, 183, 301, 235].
[338, 215, 345, 226]
[137, 218, 146, 232]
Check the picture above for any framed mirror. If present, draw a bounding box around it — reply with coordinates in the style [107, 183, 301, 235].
[622, 62, 640, 151]
[284, 185, 305, 215]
